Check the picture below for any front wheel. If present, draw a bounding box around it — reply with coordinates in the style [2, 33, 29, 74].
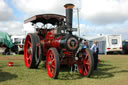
[46, 48, 60, 79]
[78, 48, 94, 77]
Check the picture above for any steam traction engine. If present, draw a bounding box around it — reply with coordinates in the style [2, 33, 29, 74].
[24, 4, 94, 79]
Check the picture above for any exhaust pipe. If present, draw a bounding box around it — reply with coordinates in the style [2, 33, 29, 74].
[64, 4, 75, 33]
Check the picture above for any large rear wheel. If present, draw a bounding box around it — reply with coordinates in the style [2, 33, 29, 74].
[78, 48, 94, 77]
[24, 33, 37, 68]
[46, 48, 60, 79]
[34, 34, 42, 68]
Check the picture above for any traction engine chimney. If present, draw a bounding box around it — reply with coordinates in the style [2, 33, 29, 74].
[64, 4, 74, 33]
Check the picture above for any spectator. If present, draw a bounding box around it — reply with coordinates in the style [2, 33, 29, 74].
[84, 40, 89, 48]
[90, 41, 99, 70]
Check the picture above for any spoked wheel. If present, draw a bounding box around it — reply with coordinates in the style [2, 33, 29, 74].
[78, 48, 94, 77]
[24, 33, 37, 68]
[46, 48, 60, 79]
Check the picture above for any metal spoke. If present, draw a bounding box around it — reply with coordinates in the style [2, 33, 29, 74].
[85, 59, 90, 65]
[28, 41, 32, 46]
[84, 66, 88, 74]
[50, 52, 54, 60]
[51, 62, 55, 69]
[51, 58, 55, 64]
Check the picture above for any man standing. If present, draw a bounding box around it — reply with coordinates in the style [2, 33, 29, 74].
[90, 41, 99, 70]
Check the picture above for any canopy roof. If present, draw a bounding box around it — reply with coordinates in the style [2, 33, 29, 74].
[24, 14, 66, 25]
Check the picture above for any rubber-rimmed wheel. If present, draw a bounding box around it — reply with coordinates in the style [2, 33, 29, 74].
[46, 48, 60, 79]
[24, 33, 37, 68]
[34, 34, 42, 68]
[78, 48, 94, 77]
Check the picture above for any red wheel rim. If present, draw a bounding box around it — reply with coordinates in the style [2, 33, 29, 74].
[24, 35, 32, 68]
[46, 50, 56, 78]
[78, 50, 91, 76]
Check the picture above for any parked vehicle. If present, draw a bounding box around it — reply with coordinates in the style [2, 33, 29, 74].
[24, 4, 94, 79]
[11, 35, 25, 54]
[122, 41, 128, 54]
[89, 35, 122, 55]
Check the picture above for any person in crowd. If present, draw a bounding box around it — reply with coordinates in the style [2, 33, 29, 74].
[90, 41, 99, 70]
[84, 40, 89, 48]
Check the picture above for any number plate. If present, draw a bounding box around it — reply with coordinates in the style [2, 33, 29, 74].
[113, 48, 117, 49]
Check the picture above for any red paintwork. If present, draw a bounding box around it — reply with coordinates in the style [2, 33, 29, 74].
[126, 45, 128, 50]
[46, 49, 56, 78]
[24, 34, 32, 68]
[20, 45, 22, 48]
[107, 48, 111, 50]
[78, 49, 91, 76]
[98, 59, 100, 63]
[39, 30, 62, 56]
[36, 29, 76, 65]
[8, 62, 14, 67]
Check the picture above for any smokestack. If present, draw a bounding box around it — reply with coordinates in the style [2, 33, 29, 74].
[64, 4, 75, 32]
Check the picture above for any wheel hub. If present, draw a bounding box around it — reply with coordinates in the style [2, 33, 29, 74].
[48, 61, 51, 65]
[27, 47, 32, 54]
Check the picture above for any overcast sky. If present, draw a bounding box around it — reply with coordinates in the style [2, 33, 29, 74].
[0, 0, 128, 40]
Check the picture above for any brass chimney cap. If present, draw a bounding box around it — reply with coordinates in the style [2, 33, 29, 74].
[64, 4, 75, 9]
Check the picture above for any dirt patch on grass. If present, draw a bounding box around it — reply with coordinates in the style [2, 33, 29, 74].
[0, 55, 24, 60]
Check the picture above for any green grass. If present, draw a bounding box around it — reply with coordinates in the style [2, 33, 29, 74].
[0, 54, 128, 85]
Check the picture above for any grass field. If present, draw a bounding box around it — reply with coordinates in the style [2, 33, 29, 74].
[0, 54, 128, 85]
